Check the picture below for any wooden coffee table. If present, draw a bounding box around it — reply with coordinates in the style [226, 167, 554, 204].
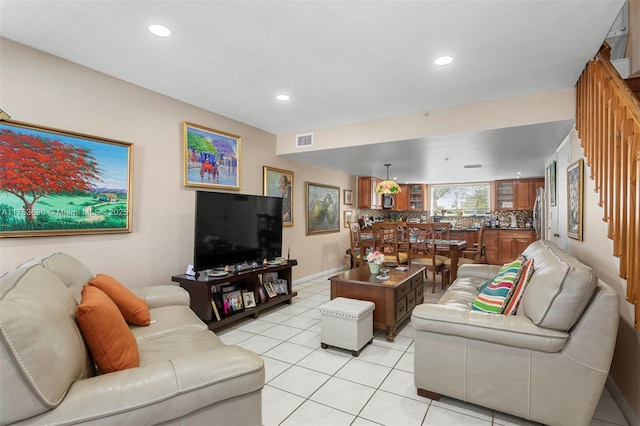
[328, 264, 425, 341]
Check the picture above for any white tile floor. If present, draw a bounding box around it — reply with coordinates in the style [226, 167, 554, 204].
[216, 273, 630, 426]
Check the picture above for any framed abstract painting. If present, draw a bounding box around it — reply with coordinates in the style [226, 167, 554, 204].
[567, 159, 583, 241]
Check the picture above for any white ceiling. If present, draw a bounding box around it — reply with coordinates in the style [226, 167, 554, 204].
[0, 0, 625, 183]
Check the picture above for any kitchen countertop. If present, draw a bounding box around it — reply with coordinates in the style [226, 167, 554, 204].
[450, 227, 535, 231]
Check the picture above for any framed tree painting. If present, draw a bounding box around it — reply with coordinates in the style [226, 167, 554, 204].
[306, 182, 340, 235]
[183, 122, 241, 190]
[263, 166, 293, 227]
[567, 159, 583, 241]
[344, 210, 354, 227]
[0, 120, 133, 237]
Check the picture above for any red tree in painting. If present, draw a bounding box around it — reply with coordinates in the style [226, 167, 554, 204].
[0, 129, 100, 222]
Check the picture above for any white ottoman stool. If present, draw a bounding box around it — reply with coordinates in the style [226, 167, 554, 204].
[319, 297, 375, 356]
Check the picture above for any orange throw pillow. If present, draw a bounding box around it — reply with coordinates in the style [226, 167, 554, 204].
[90, 273, 150, 326]
[76, 285, 139, 373]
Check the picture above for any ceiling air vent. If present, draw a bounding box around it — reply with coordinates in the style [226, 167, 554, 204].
[296, 133, 313, 147]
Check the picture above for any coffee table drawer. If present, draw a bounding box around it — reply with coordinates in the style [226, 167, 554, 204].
[407, 289, 416, 312]
[415, 285, 424, 304]
[396, 281, 411, 300]
[411, 273, 423, 289]
[395, 297, 407, 320]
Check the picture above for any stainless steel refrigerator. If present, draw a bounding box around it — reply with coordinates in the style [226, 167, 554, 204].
[533, 187, 546, 240]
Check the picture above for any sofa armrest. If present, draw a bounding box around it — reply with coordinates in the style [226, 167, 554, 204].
[456, 264, 502, 280]
[411, 303, 568, 352]
[18, 346, 264, 425]
[131, 285, 190, 308]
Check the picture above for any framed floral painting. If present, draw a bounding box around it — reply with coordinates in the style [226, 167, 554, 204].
[567, 159, 583, 241]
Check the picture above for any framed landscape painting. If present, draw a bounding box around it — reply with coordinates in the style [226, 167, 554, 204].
[263, 166, 293, 227]
[0, 120, 133, 237]
[306, 182, 340, 235]
[184, 122, 241, 191]
[567, 159, 583, 241]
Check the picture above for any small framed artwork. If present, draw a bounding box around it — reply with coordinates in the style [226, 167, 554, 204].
[273, 279, 288, 295]
[306, 182, 340, 235]
[183, 122, 241, 191]
[262, 272, 278, 283]
[0, 120, 133, 238]
[257, 286, 267, 304]
[344, 189, 353, 205]
[344, 210, 354, 228]
[263, 166, 294, 227]
[567, 159, 584, 241]
[264, 282, 277, 298]
[547, 161, 557, 207]
[242, 291, 257, 308]
[222, 289, 244, 315]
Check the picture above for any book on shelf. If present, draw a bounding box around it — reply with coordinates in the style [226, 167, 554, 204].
[210, 299, 221, 321]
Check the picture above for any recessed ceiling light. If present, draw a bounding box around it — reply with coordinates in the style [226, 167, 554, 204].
[434, 56, 453, 66]
[148, 24, 171, 37]
[276, 94, 290, 101]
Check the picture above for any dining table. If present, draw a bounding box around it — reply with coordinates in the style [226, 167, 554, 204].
[359, 226, 467, 282]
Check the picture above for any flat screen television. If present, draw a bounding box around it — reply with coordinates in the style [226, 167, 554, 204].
[193, 191, 283, 272]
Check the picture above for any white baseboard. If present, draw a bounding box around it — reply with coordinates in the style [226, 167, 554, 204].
[607, 376, 640, 426]
[292, 266, 347, 286]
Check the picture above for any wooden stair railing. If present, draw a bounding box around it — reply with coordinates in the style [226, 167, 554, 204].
[576, 43, 640, 330]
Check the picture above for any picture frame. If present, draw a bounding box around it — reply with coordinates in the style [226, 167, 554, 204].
[343, 189, 353, 205]
[263, 166, 293, 227]
[567, 159, 584, 241]
[0, 120, 133, 238]
[273, 279, 288, 295]
[262, 272, 278, 283]
[183, 122, 241, 191]
[242, 291, 257, 308]
[306, 182, 340, 235]
[264, 282, 277, 299]
[547, 161, 557, 207]
[257, 286, 267, 304]
[222, 289, 244, 315]
[344, 210, 354, 228]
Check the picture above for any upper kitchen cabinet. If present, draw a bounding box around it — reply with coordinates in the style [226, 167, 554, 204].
[357, 176, 382, 209]
[494, 178, 544, 210]
[408, 184, 427, 211]
[393, 184, 409, 211]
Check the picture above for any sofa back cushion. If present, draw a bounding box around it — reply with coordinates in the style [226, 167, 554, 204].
[520, 240, 597, 331]
[0, 264, 89, 423]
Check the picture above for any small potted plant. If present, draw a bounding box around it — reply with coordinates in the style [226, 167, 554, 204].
[366, 250, 385, 274]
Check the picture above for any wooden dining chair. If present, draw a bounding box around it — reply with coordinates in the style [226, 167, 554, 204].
[372, 222, 408, 266]
[348, 222, 363, 268]
[407, 223, 446, 292]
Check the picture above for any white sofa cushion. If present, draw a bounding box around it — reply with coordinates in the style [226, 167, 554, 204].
[520, 241, 597, 331]
[0, 265, 88, 423]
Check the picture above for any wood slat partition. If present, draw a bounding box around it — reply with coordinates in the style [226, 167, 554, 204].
[576, 44, 640, 330]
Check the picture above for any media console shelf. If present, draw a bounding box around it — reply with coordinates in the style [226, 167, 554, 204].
[171, 260, 297, 331]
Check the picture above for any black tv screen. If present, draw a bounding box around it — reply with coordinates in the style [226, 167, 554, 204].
[194, 191, 283, 271]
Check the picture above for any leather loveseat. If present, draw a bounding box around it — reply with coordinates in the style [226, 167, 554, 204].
[0, 253, 264, 425]
[412, 240, 619, 426]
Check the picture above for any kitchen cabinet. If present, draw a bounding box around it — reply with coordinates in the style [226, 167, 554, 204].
[408, 184, 427, 211]
[483, 229, 537, 265]
[358, 176, 382, 209]
[484, 230, 500, 264]
[393, 184, 409, 211]
[495, 178, 544, 210]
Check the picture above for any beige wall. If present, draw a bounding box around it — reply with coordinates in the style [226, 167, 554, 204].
[0, 38, 353, 284]
[567, 131, 640, 422]
[276, 88, 575, 153]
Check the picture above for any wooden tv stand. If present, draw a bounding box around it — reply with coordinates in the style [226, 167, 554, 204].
[171, 260, 297, 331]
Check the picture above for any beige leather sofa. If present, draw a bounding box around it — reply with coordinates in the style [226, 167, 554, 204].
[0, 253, 264, 425]
[412, 240, 619, 426]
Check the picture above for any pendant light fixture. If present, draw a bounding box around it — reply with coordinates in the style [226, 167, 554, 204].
[375, 164, 401, 194]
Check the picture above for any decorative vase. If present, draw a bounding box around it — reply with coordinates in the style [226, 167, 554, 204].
[368, 262, 381, 274]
